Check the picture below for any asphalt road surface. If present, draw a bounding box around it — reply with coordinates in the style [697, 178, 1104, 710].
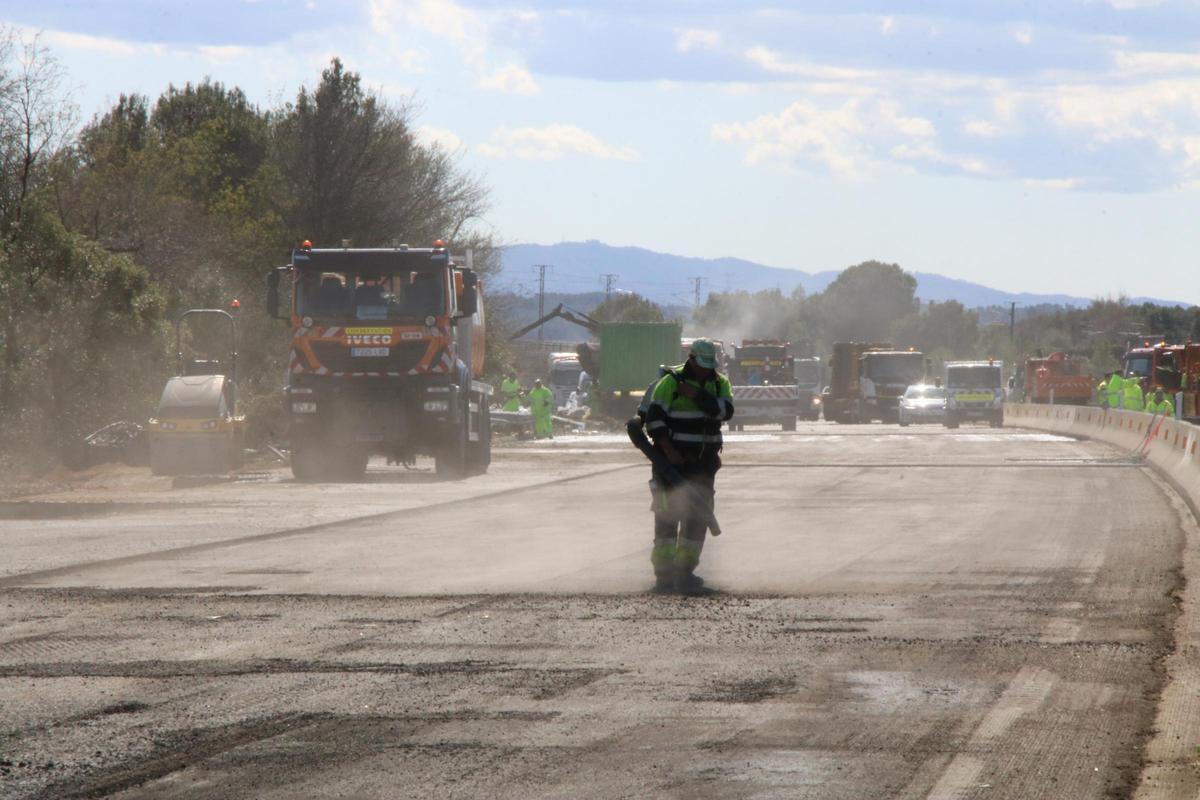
[1, 423, 1195, 799]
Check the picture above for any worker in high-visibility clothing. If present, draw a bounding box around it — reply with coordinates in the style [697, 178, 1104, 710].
[1123, 376, 1145, 412]
[1107, 371, 1125, 409]
[528, 378, 555, 439]
[500, 373, 523, 412]
[1146, 387, 1175, 417]
[644, 338, 734, 595]
[1096, 374, 1109, 407]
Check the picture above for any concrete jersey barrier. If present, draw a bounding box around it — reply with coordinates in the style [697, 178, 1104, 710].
[1005, 402, 1200, 505]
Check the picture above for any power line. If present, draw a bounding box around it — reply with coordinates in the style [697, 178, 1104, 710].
[600, 273, 619, 297]
[687, 276, 705, 308]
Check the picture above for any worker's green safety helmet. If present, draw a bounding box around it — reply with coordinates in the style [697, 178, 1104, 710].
[690, 338, 719, 370]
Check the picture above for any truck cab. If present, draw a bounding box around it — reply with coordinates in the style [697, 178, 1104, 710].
[727, 340, 803, 431]
[943, 360, 1004, 428]
[547, 352, 582, 407]
[859, 350, 926, 423]
[1123, 343, 1184, 395]
[266, 243, 491, 480]
[729, 340, 792, 386]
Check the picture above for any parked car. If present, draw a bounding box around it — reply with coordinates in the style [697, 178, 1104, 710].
[63, 421, 149, 470]
[898, 384, 946, 426]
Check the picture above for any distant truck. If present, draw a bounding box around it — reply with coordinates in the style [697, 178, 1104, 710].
[727, 339, 803, 431]
[266, 242, 492, 480]
[1122, 342, 1184, 397]
[547, 352, 582, 407]
[1023, 352, 1092, 405]
[825, 342, 926, 423]
[793, 356, 824, 421]
[592, 322, 682, 416]
[943, 360, 1004, 428]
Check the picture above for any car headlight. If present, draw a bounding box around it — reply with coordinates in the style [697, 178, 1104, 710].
[201, 420, 218, 430]
[292, 401, 317, 414]
[813, 397, 821, 405]
[424, 400, 449, 412]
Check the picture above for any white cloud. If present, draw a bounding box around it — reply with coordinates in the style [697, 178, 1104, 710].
[1011, 26, 1033, 46]
[880, 16, 896, 36]
[42, 30, 138, 57]
[1023, 177, 1084, 190]
[368, 0, 540, 96]
[714, 99, 904, 177]
[712, 97, 1002, 180]
[890, 142, 994, 176]
[964, 120, 1000, 137]
[416, 126, 463, 152]
[744, 46, 874, 81]
[1113, 50, 1200, 75]
[375, 0, 488, 68]
[479, 125, 639, 161]
[676, 28, 721, 53]
[506, 10, 540, 26]
[198, 45, 249, 62]
[478, 63, 539, 94]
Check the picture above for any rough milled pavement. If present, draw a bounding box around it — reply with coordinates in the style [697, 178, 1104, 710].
[0, 424, 1195, 798]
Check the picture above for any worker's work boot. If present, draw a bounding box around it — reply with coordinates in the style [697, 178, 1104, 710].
[652, 573, 674, 594]
[673, 572, 712, 597]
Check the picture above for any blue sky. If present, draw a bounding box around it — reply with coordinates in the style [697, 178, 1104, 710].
[4, 0, 1200, 302]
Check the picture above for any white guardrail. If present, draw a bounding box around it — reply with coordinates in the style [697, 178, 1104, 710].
[1005, 402, 1200, 505]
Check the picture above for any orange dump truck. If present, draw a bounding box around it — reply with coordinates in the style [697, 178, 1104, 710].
[1023, 352, 1092, 404]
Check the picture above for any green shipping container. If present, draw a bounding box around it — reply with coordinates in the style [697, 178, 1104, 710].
[598, 322, 683, 398]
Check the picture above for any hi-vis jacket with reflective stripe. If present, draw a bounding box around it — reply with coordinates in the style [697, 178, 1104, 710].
[645, 365, 735, 448]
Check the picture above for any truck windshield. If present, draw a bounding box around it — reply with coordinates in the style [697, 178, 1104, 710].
[1124, 356, 1151, 379]
[795, 362, 820, 383]
[550, 364, 581, 386]
[865, 354, 924, 383]
[947, 366, 1001, 389]
[296, 268, 446, 320]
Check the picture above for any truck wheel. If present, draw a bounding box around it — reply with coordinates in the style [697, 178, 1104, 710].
[436, 406, 469, 479]
[468, 401, 492, 475]
[782, 417, 797, 432]
[291, 444, 324, 481]
[338, 447, 369, 480]
[944, 414, 960, 430]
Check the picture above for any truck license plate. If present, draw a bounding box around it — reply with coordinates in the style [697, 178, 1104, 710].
[350, 347, 389, 358]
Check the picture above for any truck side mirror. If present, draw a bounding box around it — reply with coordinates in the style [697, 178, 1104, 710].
[460, 286, 478, 317]
[265, 268, 289, 320]
[458, 270, 479, 316]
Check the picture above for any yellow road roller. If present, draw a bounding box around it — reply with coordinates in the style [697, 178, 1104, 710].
[149, 309, 247, 476]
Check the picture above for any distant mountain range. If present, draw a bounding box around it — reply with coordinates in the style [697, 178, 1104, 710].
[496, 240, 1190, 310]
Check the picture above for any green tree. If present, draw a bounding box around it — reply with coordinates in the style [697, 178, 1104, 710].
[1, 201, 165, 460]
[271, 58, 488, 248]
[890, 300, 980, 364]
[591, 292, 665, 323]
[815, 260, 917, 343]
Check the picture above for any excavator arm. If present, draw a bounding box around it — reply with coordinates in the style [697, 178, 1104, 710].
[509, 304, 601, 340]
